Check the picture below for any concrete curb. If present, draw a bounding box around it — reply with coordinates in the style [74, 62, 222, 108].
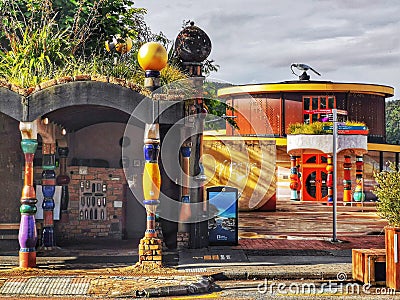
[136, 277, 214, 298]
[214, 270, 347, 281]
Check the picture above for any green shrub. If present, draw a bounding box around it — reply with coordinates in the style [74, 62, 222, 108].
[286, 121, 368, 135]
[374, 161, 400, 227]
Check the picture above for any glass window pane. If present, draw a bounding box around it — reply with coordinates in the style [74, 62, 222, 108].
[383, 152, 396, 171]
[364, 151, 381, 201]
[320, 97, 327, 109]
[303, 97, 310, 110]
[312, 97, 318, 110]
[312, 114, 318, 123]
[328, 97, 335, 109]
[306, 156, 317, 163]
[321, 171, 328, 197]
[306, 171, 317, 198]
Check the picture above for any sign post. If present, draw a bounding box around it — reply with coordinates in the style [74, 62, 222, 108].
[332, 109, 338, 242]
[304, 108, 349, 242]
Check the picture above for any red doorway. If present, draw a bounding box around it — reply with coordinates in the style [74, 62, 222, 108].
[302, 154, 328, 201]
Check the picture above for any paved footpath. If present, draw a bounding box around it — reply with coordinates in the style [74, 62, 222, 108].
[0, 201, 388, 298]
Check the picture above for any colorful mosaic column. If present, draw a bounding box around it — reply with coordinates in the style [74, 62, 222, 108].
[179, 143, 192, 223]
[289, 155, 299, 201]
[326, 155, 334, 204]
[137, 42, 167, 266]
[57, 147, 70, 221]
[140, 125, 162, 264]
[41, 142, 56, 248]
[353, 155, 364, 202]
[343, 155, 352, 203]
[37, 119, 56, 248]
[296, 157, 302, 200]
[19, 121, 38, 268]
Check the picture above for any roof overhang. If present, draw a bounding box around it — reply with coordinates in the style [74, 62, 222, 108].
[218, 81, 394, 98]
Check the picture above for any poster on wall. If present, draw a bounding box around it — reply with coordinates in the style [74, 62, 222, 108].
[207, 186, 238, 246]
[35, 185, 62, 220]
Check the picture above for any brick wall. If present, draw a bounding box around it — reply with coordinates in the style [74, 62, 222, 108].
[0, 115, 23, 223]
[56, 166, 127, 241]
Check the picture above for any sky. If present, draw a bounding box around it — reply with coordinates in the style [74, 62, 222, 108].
[134, 0, 400, 99]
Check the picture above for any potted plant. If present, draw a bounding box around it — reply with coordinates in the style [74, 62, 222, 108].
[373, 161, 400, 290]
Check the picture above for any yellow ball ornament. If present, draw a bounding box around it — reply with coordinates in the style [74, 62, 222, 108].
[137, 42, 168, 71]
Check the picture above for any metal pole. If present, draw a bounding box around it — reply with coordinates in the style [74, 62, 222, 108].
[332, 109, 338, 242]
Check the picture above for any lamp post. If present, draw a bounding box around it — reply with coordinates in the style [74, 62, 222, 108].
[137, 42, 167, 266]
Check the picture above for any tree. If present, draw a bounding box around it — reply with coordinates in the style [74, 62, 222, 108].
[386, 99, 400, 144]
[203, 80, 237, 130]
[0, 0, 183, 88]
[0, 0, 168, 55]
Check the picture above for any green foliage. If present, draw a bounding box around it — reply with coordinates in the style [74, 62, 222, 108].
[287, 122, 328, 135]
[287, 121, 368, 135]
[386, 99, 400, 145]
[0, 16, 73, 87]
[0, 0, 185, 89]
[160, 64, 188, 86]
[344, 120, 367, 127]
[374, 161, 400, 226]
[0, 0, 167, 55]
[203, 80, 237, 130]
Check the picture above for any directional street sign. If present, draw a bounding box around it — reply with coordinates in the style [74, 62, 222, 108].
[304, 109, 348, 115]
[323, 125, 368, 135]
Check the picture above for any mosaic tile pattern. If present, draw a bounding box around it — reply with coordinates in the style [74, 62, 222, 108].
[0, 277, 90, 295]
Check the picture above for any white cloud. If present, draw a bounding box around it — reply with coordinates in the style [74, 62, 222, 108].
[135, 0, 400, 98]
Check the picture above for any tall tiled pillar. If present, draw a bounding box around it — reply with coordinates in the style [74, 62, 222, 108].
[37, 119, 56, 248]
[139, 124, 162, 265]
[177, 142, 191, 248]
[179, 143, 192, 222]
[326, 155, 334, 204]
[353, 155, 364, 202]
[19, 121, 38, 268]
[343, 155, 352, 203]
[296, 157, 302, 200]
[41, 142, 56, 248]
[57, 147, 70, 221]
[137, 42, 167, 266]
[289, 155, 299, 200]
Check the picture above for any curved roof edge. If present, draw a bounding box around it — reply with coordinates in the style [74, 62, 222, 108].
[0, 75, 146, 97]
[218, 81, 394, 98]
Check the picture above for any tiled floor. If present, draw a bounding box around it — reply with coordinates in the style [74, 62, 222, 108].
[238, 200, 386, 241]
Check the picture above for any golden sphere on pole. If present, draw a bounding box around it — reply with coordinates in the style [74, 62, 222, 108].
[137, 42, 168, 71]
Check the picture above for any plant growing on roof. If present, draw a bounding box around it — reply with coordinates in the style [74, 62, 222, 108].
[0, 0, 186, 89]
[373, 161, 400, 227]
[286, 121, 368, 135]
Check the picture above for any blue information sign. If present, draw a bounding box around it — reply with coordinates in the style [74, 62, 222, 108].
[207, 186, 238, 246]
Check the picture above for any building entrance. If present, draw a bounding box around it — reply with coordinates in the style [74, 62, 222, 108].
[302, 154, 328, 201]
